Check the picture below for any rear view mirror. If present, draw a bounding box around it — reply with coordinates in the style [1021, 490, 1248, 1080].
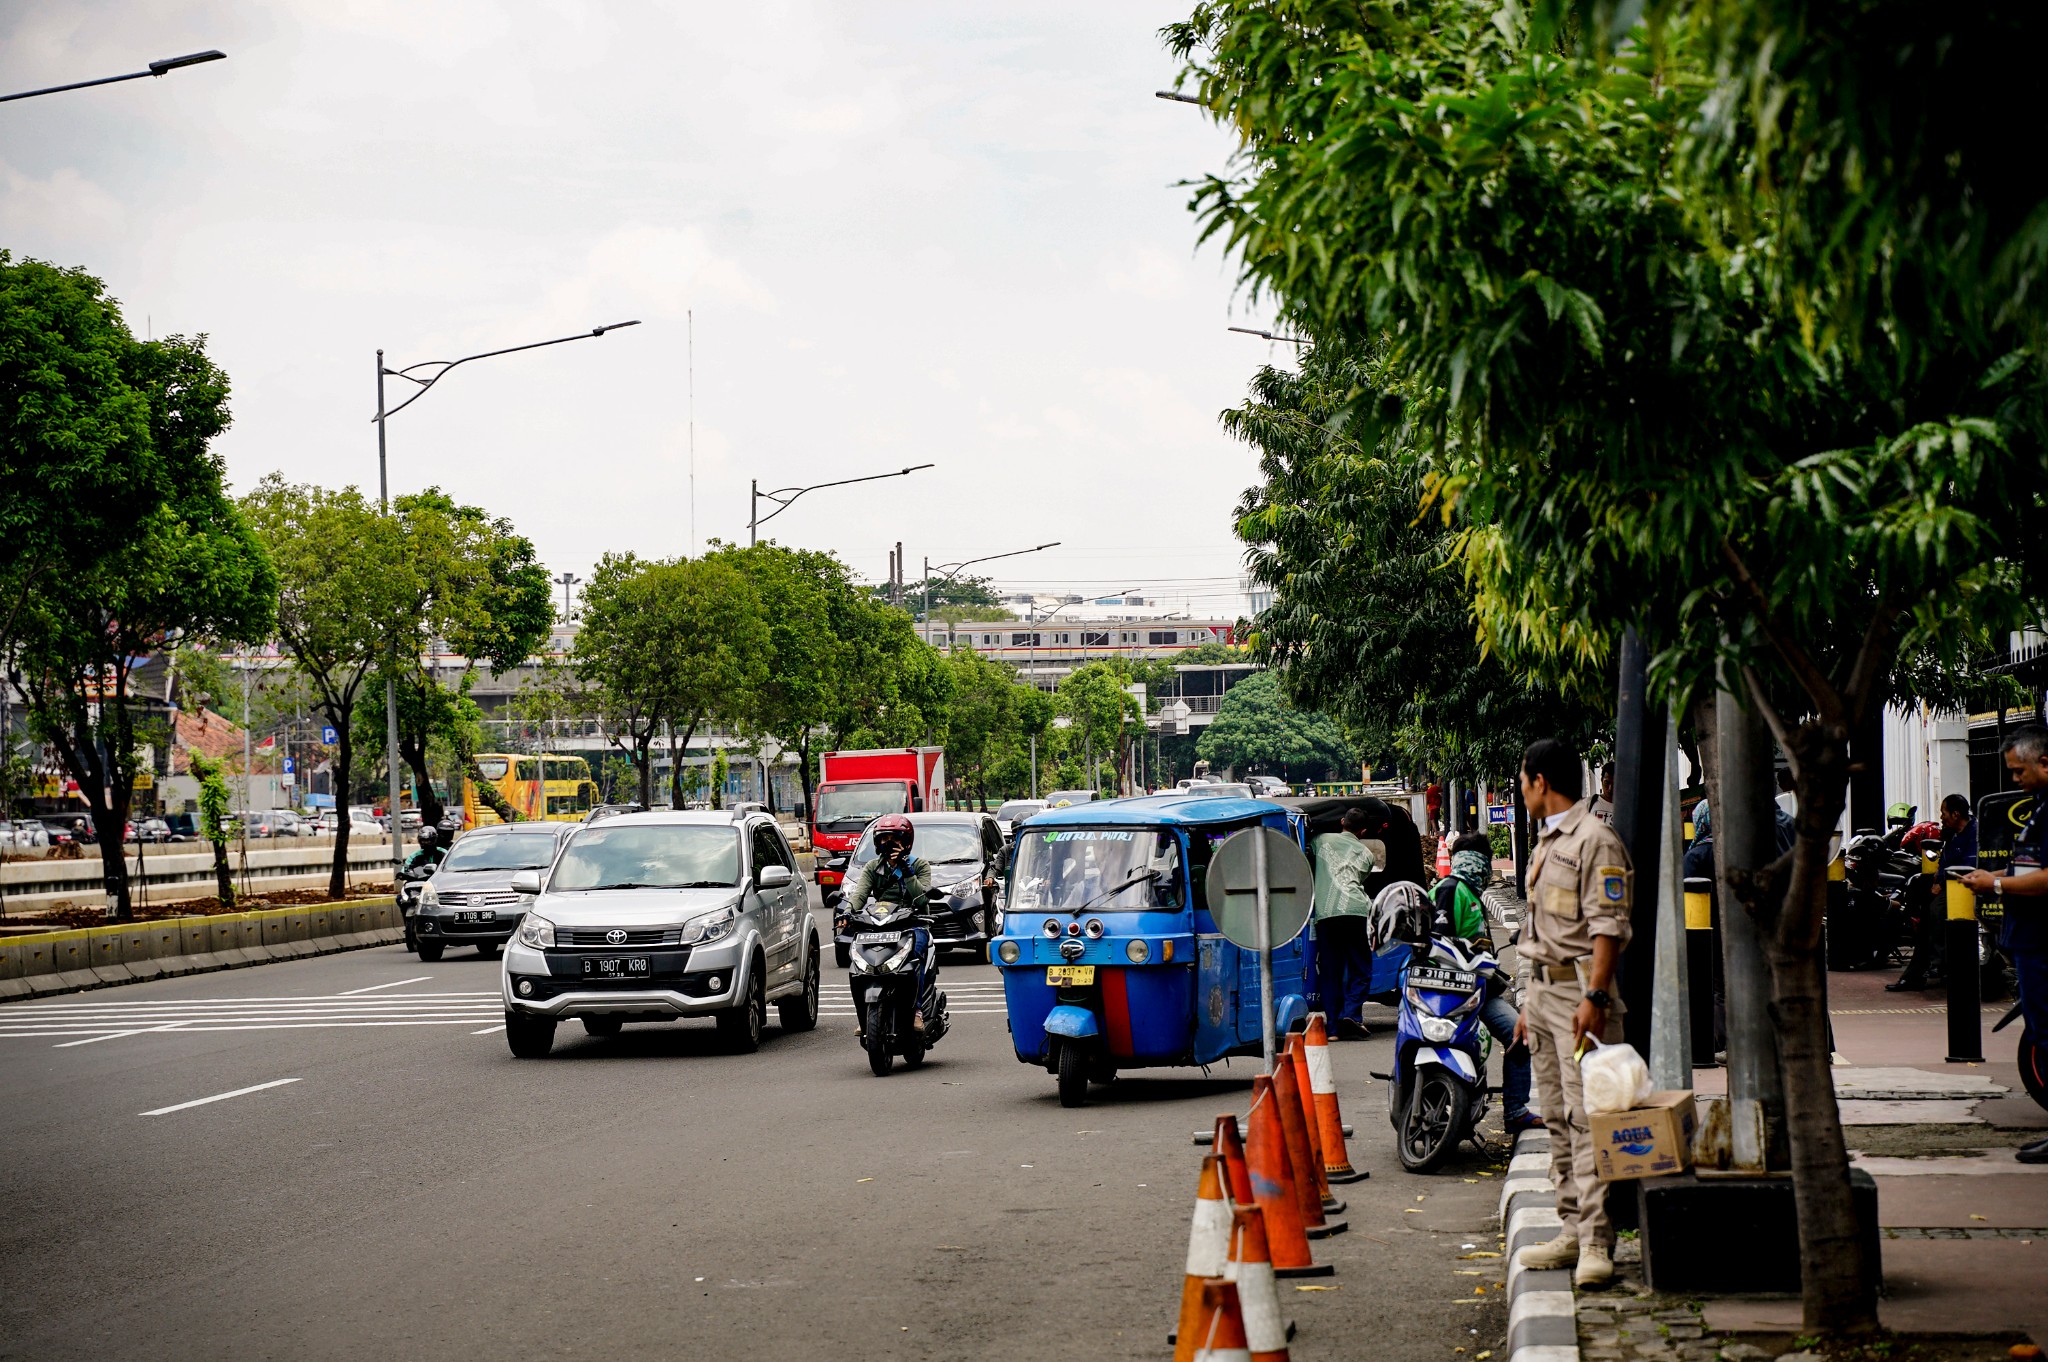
[758, 864, 794, 889]
[511, 869, 544, 896]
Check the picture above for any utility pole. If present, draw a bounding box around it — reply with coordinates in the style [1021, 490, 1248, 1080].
[376, 351, 406, 889]
[687, 309, 696, 557]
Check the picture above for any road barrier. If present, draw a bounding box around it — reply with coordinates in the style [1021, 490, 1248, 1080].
[0, 897, 400, 1001]
[1244, 1075, 1327, 1275]
[0, 839, 395, 916]
[1270, 1057, 1343, 1237]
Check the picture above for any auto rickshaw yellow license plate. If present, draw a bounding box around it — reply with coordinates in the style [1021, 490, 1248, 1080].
[1045, 965, 1095, 986]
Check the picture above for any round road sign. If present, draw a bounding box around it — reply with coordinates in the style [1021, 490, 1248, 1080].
[1204, 825, 1314, 951]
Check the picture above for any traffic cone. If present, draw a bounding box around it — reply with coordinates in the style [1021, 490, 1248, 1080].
[1191, 1280, 1252, 1362]
[1283, 1035, 1343, 1214]
[1302, 1014, 1367, 1183]
[1213, 1113, 1255, 1207]
[1226, 1206, 1292, 1362]
[1272, 1057, 1345, 1237]
[1244, 1075, 1331, 1277]
[1173, 1156, 1234, 1362]
[1434, 833, 1451, 878]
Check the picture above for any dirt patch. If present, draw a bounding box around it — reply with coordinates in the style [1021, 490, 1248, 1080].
[1844, 1126, 2040, 1158]
[0, 887, 385, 930]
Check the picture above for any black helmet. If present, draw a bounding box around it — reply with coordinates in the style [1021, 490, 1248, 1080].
[1366, 881, 1431, 952]
[416, 826, 438, 849]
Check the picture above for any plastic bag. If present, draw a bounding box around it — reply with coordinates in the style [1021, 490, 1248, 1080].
[1578, 1039, 1654, 1114]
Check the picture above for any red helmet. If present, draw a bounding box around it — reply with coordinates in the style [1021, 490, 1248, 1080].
[871, 814, 914, 849]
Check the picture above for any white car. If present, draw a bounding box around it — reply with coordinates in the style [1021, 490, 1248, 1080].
[993, 799, 1047, 840]
[0, 820, 51, 850]
[499, 810, 821, 1057]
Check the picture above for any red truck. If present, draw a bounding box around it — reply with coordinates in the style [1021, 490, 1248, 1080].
[810, 747, 947, 895]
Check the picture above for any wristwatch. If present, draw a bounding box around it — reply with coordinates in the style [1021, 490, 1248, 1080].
[1583, 988, 1613, 1009]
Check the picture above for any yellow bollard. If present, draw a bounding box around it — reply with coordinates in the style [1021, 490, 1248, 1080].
[1945, 879, 1981, 1062]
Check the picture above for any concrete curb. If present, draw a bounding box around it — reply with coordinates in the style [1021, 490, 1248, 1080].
[0, 899, 401, 1003]
[1502, 1128, 1579, 1362]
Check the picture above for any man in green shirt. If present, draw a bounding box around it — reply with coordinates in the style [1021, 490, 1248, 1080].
[1312, 808, 1379, 1038]
[1434, 829, 1538, 1133]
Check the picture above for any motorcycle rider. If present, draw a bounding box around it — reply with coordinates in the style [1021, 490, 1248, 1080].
[404, 825, 448, 877]
[1432, 831, 1540, 1133]
[1957, 726, 2048, 1164]
[841, 814, 934, 1034]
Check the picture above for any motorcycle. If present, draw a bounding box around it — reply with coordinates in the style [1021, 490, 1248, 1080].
[1993, 1002, 2048, 1113]
[397, 861, 437, 953]
[1385, 935, 1501, 1173]
[845, 898, 949, 1076]
[1838, 828, 1916, 969]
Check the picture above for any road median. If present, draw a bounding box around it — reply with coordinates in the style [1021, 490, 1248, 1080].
[0, 898, 402, 1001]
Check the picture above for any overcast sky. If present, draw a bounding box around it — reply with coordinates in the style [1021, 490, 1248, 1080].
[1, 3, 1292, 617]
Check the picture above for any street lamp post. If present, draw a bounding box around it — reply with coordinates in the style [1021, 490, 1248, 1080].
[554, 572, 582, 622]
[373, 320, 640, 886]
[748, 465, 934, 546]
[922, 542, 1060, 644]
[1, 50, 226, 103]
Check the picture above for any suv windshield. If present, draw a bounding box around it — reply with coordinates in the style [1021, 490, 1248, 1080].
[548, 825, 741, 890]
[442, 832, 560, 873]
[815, 782, 908, 831]
[1009, 828, 1182, 911]
[849, 822, 986, 870]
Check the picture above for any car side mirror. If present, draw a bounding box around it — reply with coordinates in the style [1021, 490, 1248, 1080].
[511, 869, 544, 896]
[757, 864, 794, 889]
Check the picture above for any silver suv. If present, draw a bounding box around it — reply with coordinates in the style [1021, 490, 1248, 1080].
[499, 810, 821, 1057]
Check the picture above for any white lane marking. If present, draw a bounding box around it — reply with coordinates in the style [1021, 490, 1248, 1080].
[140, 1077, 300, 1117]
[338, 976, 434, 995]
[54, 1022, 191, 1048]
[8, 991, 498, 1011]
[472, 1024, 504, 1034]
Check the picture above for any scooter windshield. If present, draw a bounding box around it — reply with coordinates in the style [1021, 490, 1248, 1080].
[1009, 828, 1182, 912]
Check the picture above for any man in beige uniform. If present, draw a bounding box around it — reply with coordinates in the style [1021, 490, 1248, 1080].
[1513, 738, 1632, 1289]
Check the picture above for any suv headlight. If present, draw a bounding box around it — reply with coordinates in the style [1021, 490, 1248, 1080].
[517, 915, 556, 949]
[679, 907, 737, 946]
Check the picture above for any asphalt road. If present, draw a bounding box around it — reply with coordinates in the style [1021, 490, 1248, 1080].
[0, 900, 1511, 1362]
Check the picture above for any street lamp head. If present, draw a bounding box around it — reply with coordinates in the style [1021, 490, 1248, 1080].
[592, 320, 642, 336]
[148, 50, 226, 75]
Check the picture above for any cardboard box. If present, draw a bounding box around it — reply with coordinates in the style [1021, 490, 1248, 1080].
[1592, 1091, 1696, 1182]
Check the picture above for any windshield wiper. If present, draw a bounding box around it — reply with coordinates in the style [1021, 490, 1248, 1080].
[1071, 868, 1160, 915]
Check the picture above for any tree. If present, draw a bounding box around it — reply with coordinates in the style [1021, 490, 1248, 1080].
[187, 752, 236, 905]
[1167, 0, 2048, 1330]
[884, 574, 1003, 615]
[1195, 672, 1355, 782]
[1055, 663, 1141, 794]
[828, 598, 953, 751]
[244, 477, 416, 898]
[941, 648, 1030, 809]
[573, 553, 769, 808]
[16, 331, 276, 918]
[0, 253, 162, 652]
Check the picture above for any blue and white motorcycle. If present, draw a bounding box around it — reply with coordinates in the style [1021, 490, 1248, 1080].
[1369, 883, 1501, 1172]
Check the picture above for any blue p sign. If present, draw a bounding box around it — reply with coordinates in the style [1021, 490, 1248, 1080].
[321, 726, 339, 745]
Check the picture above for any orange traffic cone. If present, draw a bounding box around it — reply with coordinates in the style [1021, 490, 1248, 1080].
[1272, 1057, 1345, 1238]
[1302, 1014, 1367, 1183]
[1226, 1206, 1292, 1362]
[1244, 1075, 1330, 1277]
[1213, 1113, 1255, 1207]
[1192, 1280, 1252, 1362]
[1284, 1035, 1343, 1214]
[1434, 833, 1451, 878]
[1173, 1156, 1234, 1362]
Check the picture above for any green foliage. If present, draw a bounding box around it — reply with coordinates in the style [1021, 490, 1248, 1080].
[186, 751, 237, 906]
[709, 747, 729, 810]
[897, 574, 1003, 613]
[1193, 672, 1355, 781]
[940, 647, 1050, 806]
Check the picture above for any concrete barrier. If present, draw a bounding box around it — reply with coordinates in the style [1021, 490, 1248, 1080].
[1, 839, 397, 916]
[0, 896, 402, 1001]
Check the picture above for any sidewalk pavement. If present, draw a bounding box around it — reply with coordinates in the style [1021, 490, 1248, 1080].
[1483, 880, 2047, 1358]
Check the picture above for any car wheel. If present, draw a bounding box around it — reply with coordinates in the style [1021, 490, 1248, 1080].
[717, 959, 765, 1054]
[415, 940, 445, 963]
[505, 1011, 555, 1058]
[582, 1016, 623, 1037]
[778, 939, 821, 1032]
[834, 944, 851, 969]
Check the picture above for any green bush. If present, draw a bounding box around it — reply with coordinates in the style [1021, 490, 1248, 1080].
[1488, 824, 1511, 861]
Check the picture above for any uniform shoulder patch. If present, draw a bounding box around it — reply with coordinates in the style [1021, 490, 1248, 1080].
[1599, 866, 1626, 902]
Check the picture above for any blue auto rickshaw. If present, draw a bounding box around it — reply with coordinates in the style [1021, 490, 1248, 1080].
[994, 794, 1315, 1107]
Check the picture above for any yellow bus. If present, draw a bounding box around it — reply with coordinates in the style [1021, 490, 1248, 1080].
[463, 753, 596, 827]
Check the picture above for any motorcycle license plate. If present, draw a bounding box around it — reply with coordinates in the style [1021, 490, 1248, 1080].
[581, 956, 651, 979]
[1046, 965, 1095, 986]
[855, 932, 900, 944]
[1409, 965, 1477, 991]
[454, 910, 496, 923]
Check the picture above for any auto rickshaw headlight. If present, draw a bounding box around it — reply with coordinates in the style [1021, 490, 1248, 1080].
[1125, 938, 1151, 964]
[1083, 919, 1106, 940]
[996, 940, 1021, 964]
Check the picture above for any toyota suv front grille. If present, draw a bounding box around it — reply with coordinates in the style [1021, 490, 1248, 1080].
[557, 926, 684, 947]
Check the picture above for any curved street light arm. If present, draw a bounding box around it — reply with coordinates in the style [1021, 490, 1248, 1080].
[754, 464, 935, 528]
[1, 51, 225, 103]
[374, 321, 641, 421]
[934, 542, 1061, 582]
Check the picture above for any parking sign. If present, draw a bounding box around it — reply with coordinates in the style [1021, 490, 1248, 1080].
[321, 726, 338, 745]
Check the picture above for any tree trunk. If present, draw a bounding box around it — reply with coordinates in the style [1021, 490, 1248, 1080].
[636, 731, 655, 808]
[1770, 725, 1878, 1333]
[328, 723, 353, 899]
[400, 731, 443, 828]
[794, 733, 814, 822]
[211, 838, 235, 905]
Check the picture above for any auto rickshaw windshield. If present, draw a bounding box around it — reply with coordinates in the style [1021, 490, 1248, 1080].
[1009, 828, 1182, 911]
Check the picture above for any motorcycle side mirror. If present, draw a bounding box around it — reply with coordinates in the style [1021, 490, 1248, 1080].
[511, 870, 544, 896]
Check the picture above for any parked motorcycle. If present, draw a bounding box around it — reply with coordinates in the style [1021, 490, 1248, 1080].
[1992, 1002, 2048, 1112]
[845, 898, 949, 1076]
[1385, 934, 1501, 1172]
